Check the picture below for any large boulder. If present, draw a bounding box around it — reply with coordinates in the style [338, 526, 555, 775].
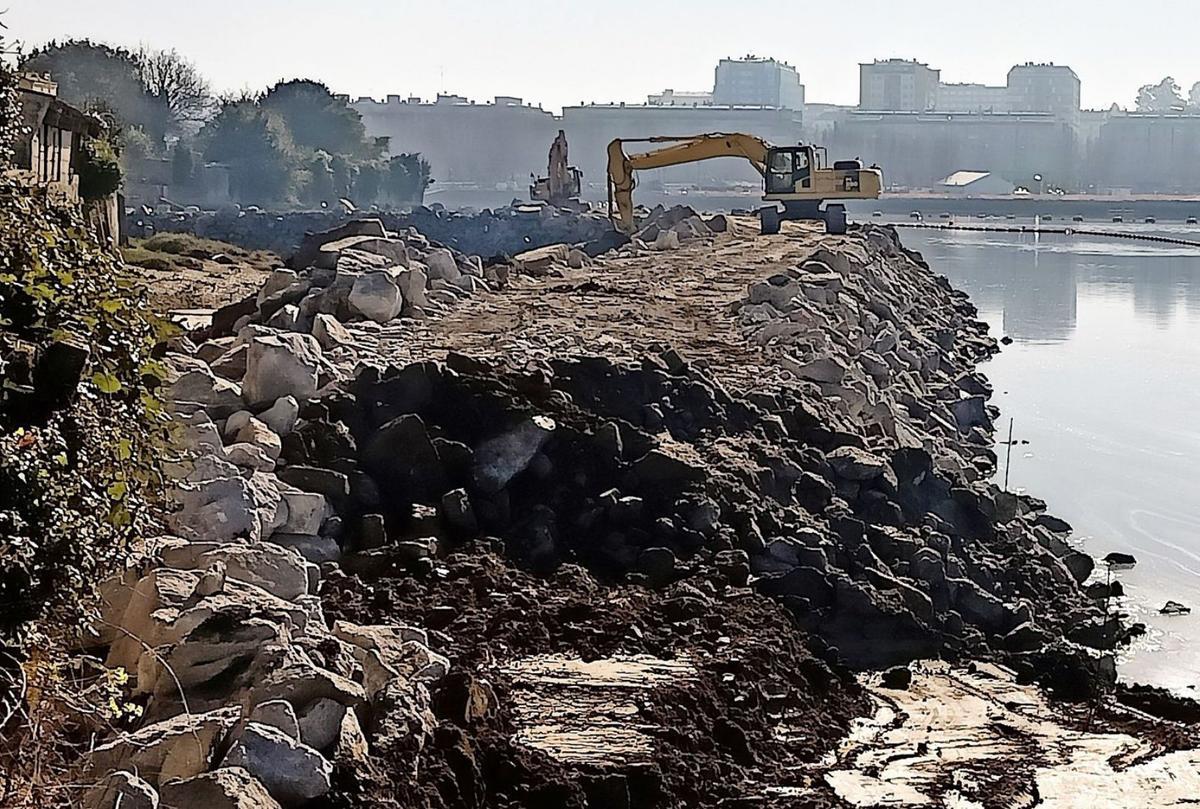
[362, 414, 447, 501]
[826, 446, 889, 481]
[89, 708, 237, 785]
[472, 415, 557, 493]
[397, 265, 429, 308]
[169, 470, 283, 544]
[782, 355, 847, 385]
[311, 313, 355, 351]
[243, 334, 323, 405]
[222, 723, 333, 805]
[158, 768, 282, 809]
[424, 248, 462, 282]
[156, 539, 311, 601]
[258, 396, 301, 436]
[170, 368, 243, 416]
[348, 270, 403, 323]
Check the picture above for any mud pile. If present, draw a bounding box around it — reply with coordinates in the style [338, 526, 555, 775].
[322, 546, 864, 808]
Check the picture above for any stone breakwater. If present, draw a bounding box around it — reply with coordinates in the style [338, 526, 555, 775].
[79, 217, 1136, 808]
[129, 203, 617, 260]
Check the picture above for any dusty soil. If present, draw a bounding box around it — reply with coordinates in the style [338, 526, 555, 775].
[122, 235, 278, 312]
[319, 542, 866, 808]
[362, 219, 826, 393]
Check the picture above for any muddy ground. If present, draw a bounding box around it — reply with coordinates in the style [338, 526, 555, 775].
[320, 541, 866, 808]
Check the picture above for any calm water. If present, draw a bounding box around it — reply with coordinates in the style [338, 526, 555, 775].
[899, 221, 1200, 693]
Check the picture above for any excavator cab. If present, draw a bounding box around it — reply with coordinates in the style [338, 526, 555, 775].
[765, 147, 813, 195]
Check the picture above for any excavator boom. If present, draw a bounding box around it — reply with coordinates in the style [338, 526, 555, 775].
[607, 134, 771, 232]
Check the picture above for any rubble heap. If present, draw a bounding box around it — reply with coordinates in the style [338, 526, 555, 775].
[130, 202, 617, 260]
[78, 217, 1136, 808]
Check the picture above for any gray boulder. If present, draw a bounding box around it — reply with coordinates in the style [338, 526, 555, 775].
[243, 334, 323, 405]
[158, 768, 282, 809]
[348, 270, 403, 323]
[222, 722, 333, 805]
[827, 446, 889, 481]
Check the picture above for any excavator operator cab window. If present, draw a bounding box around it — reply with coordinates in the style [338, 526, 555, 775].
[766, 148, 810, 194]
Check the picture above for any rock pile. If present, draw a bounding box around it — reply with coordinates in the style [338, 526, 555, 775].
[81, 220, 1134, 807]
[129, 203, 616, 260]
[79, 220, 492, 809]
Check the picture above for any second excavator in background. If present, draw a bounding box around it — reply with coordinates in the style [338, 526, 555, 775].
[607, 133, 882, 236]
[531, 129, 584, 209]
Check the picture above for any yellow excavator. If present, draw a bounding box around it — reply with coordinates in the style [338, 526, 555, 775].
[607, 133, 882, 236]
[531, 129, 583, 207]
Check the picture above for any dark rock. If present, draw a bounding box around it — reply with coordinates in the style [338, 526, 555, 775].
[359, 513, 387, 550]
[362, 414, 447, 502]
[1103, 552, 1137, 568]
[880, 665, 912, 689]
[1003, 621, 1051, 652]
[473, 416, 556, 494]
[34, 339, 90, 407]
[441, 488, 478, 534]
[1034, 513, 1073, 534]
[636, 547, 678, 584]
[826, 446, 888, 481]
[1085, 580, 1124, 600]
[632, 450, 704, 487]
[277, 466, 351, 512]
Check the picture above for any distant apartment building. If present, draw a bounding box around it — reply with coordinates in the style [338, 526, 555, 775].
[935, 82, 1010, 113]
[834, 111, 1077, 191]
[713, 56, 805, 109]
[859, 59, 940, 112]
[352, 95, 559, 186]
[1007, 63, 1080, 116]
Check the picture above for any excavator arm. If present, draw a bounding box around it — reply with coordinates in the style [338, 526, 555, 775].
[607, 133, 771, 233]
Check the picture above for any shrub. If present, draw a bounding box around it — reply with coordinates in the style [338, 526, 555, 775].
[0, 174, 174, 643]
[77, 139, 122, 200]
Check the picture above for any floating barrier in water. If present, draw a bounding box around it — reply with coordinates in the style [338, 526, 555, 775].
[890, 221, 1200, 249]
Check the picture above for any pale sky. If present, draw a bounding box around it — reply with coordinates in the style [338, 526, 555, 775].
[6, 0, 1196, 112]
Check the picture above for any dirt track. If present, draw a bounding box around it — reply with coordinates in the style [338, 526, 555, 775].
[365, 220, 832, 390]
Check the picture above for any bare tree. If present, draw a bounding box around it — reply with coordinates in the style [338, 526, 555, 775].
[1190, 81, 1200, 111]
[135, 48, 215, 135]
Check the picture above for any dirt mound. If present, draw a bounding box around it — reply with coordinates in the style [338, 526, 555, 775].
[321, 542, 865, 808]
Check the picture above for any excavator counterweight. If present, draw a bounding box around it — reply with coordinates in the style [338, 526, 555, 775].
[606, 133, 882, 236]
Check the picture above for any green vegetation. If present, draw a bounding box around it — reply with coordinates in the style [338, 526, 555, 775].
[22, 39, 431, 209]
[120, 232, 272, 273]
[198, 80, 430, 207]
[1, 46, 172, 644]
[77, 139, 122, 200]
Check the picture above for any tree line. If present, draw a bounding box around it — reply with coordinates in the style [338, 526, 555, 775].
[1135, 77, 1200, 113]
[20, 40, 430, 207]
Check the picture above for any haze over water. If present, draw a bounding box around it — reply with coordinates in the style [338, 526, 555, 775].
[902, 221, 1200, 693]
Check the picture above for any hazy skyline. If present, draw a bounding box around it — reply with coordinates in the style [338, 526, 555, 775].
[7, 0, 1197, 112]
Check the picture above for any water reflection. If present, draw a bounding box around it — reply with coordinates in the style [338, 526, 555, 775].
[901, 227, 1200, 694]
[909, 227, 1200, 343]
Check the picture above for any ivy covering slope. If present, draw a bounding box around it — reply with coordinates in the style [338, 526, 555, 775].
[0, 56, 172, 645]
